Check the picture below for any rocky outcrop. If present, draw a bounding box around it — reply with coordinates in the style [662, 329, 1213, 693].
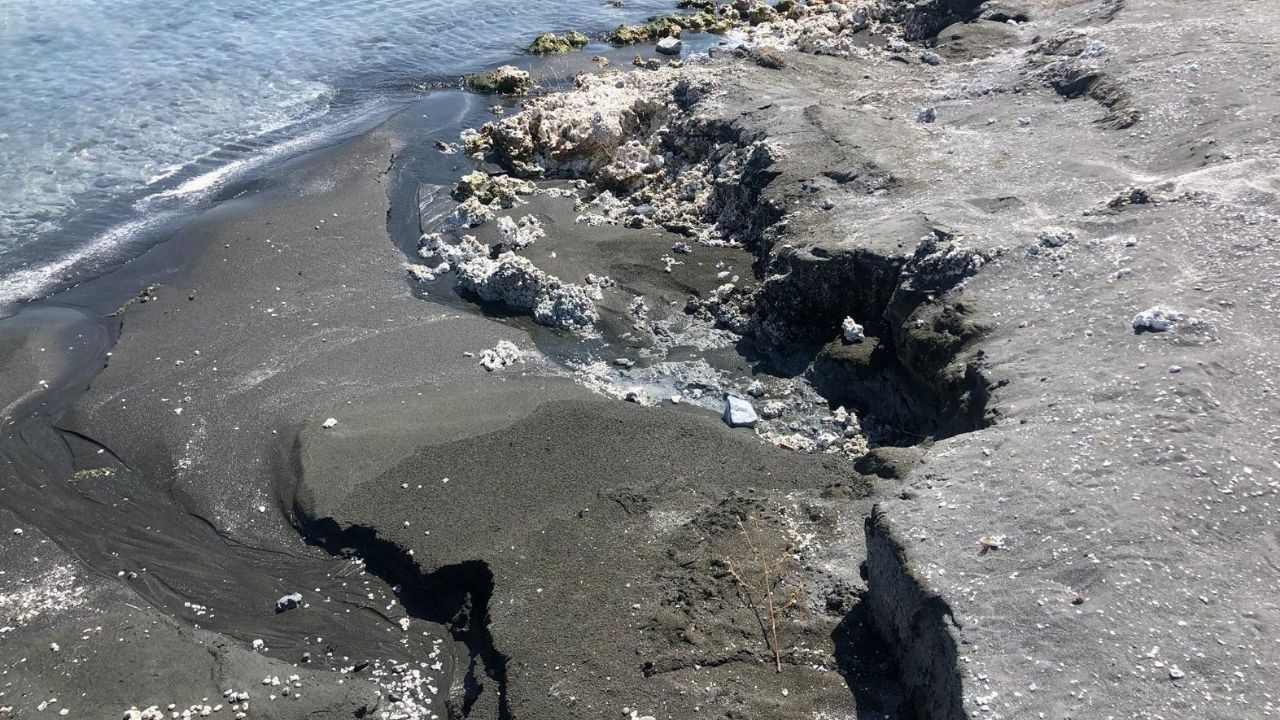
[526, 31, 589, 55]
[462, 65, 532, 95]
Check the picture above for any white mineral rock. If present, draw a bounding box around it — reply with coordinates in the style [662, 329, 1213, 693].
[842, 317, 865, 343]
[496, 214, 544, 249]
[479, 341, 524, 371]
[1132, 305, 1183, 332]
[275, 593, 303, 612]
[321, 418, 338, 429]
[456, 252, 598, 331]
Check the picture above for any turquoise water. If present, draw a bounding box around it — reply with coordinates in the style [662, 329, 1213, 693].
[0, 0, 673, 309]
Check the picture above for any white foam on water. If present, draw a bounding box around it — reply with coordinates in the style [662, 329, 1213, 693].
[0, 214, 172, 313]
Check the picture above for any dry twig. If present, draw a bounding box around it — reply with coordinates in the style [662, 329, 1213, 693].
[724, 517, 803, 672]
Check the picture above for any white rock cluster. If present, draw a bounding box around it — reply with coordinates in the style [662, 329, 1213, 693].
[418, 232, 598, 331]
[495, 214, 544, 249]
[463, 65, 781, 245]
[457, 253, 599, 331]
[479, 341, 524, 371]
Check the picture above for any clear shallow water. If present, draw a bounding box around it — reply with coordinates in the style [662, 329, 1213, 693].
[0, 0, 674, 310]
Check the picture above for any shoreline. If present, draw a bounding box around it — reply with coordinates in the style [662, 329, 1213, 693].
[2, 1, 1279, 719]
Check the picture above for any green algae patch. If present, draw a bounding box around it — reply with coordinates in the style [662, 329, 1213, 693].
[527, 31, 590, 55]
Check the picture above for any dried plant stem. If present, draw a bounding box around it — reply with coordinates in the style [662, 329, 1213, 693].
[725, 517, 802, 673]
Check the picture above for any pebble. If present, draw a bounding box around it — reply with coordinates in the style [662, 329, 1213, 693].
[321, 417, 338, 429]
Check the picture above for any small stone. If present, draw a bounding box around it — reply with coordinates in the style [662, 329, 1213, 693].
[655, 37, 682, 55]
[1133, 306, 1183, 333]
[613, 357, 636, 368]
[917, 106, 937, 124]
[920, 51, 941, 65]
[275, 593, 303, 613]
[746, 380, 765, 398]
[1169, 666, 1185, 679]
[723, 395, 759, 428]
[321, 418, 338, 429]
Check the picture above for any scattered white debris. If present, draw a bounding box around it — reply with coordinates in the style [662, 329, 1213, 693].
[1037, 226, 1075, 247]
[841, 317, 865, 343]
[0, 565, 88, 627]
[321, 418, 338, 429]
[1132, 306, 1183, 332]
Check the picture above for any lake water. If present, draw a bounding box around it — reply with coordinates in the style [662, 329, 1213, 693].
[0, 0, 674, 310]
